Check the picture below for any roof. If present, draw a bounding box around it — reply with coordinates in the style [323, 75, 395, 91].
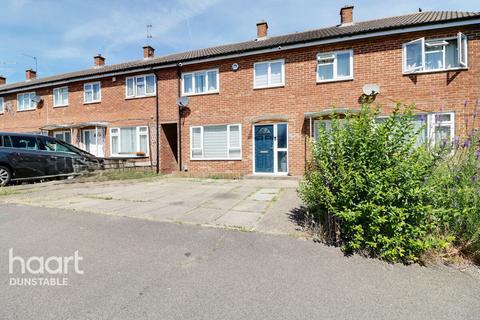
[1, 10, 479, 94]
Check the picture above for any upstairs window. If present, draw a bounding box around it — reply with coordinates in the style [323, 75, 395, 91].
[182, 69, 219, 95]
[17, 92, 36, 111]
[403, 33, 467, 73]
[53, 87, 69, 107]
[0, 97, 3, 113]
[84, 82, 101, 103]
[253, 59, 285, 88]
[126, 74, 156, 98]
[317, 50, 353, 82]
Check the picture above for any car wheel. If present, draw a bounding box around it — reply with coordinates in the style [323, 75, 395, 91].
[0, 166, 12, 187]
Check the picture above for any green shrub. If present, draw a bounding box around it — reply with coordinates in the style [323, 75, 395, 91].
[299, 104, 448, 263]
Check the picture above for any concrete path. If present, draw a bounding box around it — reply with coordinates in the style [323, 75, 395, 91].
[0, 177, 302, 235]
[1, 204, 479, 320]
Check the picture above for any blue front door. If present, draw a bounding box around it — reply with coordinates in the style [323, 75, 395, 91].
[255, 125, 274, 173]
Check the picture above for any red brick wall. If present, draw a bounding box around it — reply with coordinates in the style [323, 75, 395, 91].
[1, 24, 479, 176]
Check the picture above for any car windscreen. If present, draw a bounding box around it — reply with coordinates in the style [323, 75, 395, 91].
[40, 138, 77, 154]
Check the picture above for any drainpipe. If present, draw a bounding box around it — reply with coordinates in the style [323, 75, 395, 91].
[177, 63, 182, 172]
[155, 71, 160, 174]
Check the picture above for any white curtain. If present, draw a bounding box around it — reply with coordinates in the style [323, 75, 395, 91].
[254, 63, 268, 87]
[120, 128, 137, 153]
[270, 62, 283, 85]
[336, 52, 351, 77]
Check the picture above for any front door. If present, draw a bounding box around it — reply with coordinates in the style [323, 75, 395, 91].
[254, 125, 274, 173]
[83, 129, 97, 156]
[254, 123, 288, 174]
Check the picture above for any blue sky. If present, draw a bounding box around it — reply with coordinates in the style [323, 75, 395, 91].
[0, 0, 478, 83]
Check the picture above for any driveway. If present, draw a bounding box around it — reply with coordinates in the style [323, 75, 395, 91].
[0, 177, 302, 235]
[1, 204, 479, 320]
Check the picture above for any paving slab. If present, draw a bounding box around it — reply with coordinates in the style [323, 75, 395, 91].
[215, 210, 262, 229]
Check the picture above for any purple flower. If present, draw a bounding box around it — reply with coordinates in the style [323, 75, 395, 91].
[473, 175, 478, 183]
[477, 149, 480, 160]
[463, 139, 471, 148]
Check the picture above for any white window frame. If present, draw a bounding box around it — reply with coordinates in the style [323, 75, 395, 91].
[0, 97, 4, 114]
[181, 68, 219, 96]
[427, 112, 455, 145]
[84, 82, 101, 104]
[403, 34, 468, 74]
[53, 130, 72, 143]
[190, 124, 242, 160]
[316, 50, 353, 83]
[125, 74, 156, 98]
[253, 59, 286, 89]
[53, 86, 69, 107]
[109, 126, 149, 157]
[17, 92, 36, 111]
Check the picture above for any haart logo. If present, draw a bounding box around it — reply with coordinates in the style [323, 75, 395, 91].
[8, 248, 84, 286]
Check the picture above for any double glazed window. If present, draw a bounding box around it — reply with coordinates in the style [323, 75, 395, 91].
[317, 50, 353, 82]
[54, 130, 72, 144]
[0, 97, 3, 113]
[182, 69, 219, 95]
[403, 33, 467, 73]
[17, 92, 36, 111]
[84, 82, 101, 103]
[190, 124, 241, 160]
[126, 74, 156, 98]
[53, 87, 69, 107]
[110, 126, 149, 156]
[253, 59, 285, 88]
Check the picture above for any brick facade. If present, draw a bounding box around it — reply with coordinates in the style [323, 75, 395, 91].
[0, 22, 479, 176]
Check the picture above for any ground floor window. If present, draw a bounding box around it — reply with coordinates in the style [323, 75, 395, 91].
[110, 126, 149, 156]
[313, 112, 454, 146]
[190, 124, 241, 160]
[53, 130, 72, 144]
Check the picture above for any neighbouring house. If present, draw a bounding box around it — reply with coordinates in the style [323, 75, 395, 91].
[0, 6, 479, 176]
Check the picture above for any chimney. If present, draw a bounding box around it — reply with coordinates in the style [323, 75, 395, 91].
[143, 45, 155, 59]
[340, 5, 354, 25]
[256, 20, 268, 39]
[94, 54, 105, 67]
[26, 69, 37, 81]
[0, 75, 5, 85]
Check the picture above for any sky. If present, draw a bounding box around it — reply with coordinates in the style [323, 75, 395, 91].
[0, 0, 478, 83]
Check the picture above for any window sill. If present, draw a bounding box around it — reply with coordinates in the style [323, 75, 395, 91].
[316, 77, 353, 84]
[183, 91, 219, 97]
[84, 101, 101, 105]
[403, 67, 468, 75]
[17, 108, 37, 112]
[253, 84, 285, 90]
[109, 155, 149, 158]
[125, 95, 156, 100]
[190, 158, 242, 161]
[54, 104, 68, 108]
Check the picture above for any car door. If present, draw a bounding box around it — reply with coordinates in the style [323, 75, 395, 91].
[42, 137, 76, 175]
[7, 135, 48, 178]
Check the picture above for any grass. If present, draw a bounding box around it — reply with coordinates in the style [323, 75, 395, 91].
[83, 195, 114, 201]
[87, 169, 161, 182]
[0, 187, 17, 196]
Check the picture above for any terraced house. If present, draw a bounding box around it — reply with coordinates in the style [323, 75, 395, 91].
[0, 6, 479, 176]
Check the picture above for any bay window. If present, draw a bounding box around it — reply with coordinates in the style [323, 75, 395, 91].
[17, 92, 36, 111]
[84, 82, 101, 103]
[253, 59, 285, 88]
[182, 69, 219, 95]
[110, 126, 149, 156]
[190, 124, 241, 160]
[403, 33, 467, 73]
[125, 74, 156, 98]
[317, 50, 353, 82]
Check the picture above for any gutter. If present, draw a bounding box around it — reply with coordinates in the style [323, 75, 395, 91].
[0, 18, 479, 95]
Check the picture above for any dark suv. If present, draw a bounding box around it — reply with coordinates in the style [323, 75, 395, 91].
[0, 132, 103, 186]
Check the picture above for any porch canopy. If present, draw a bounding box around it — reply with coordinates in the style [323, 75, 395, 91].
[304, 108, 360, 137]
[40, 122, 108, 131]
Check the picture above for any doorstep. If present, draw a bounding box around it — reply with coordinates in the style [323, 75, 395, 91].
[244, 174, 300, 181]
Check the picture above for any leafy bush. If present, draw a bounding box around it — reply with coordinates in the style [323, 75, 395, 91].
[299, 104, 449, 263]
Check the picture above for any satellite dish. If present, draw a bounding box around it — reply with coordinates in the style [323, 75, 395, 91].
[31, 95, 42, 104]
[362, 84, 380, 96]
[176, 96, 189, 108]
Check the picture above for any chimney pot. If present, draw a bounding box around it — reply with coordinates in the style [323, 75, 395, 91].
[0, 75, 5, 85]
[256, 20, 268, 39]
[94, 54, 105, 67]
[143, 45, 155, 59]
[340, 5, 354, 25]
[26, 69, 37, 81]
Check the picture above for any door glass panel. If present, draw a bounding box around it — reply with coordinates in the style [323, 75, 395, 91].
[277, 124, 287, 149]
[277, 151, 287, 173]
